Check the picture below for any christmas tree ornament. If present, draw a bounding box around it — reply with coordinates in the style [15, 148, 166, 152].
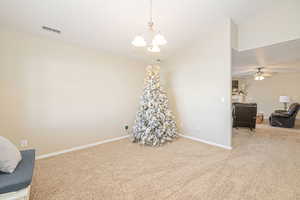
[132, 65, 177, 146]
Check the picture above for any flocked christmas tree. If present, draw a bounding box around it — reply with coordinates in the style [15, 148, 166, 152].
[132, 65, 177, 146]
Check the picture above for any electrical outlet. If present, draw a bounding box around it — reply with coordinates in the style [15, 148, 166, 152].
[124, 125, 129, 135]
[20, 140, 28, 147]
[124, 125, 129, 130]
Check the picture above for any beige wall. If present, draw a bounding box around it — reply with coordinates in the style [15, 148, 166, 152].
[0, 29, 145, 156]
[162, 19, 232, 148]
[230, 21, 238, 51]
[238, 73, 300, 117]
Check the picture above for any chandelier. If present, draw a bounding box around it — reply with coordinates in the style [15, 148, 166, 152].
[131, 0, 167, 53]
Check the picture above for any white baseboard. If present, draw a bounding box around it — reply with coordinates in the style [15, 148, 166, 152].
[179, 134, 232, 150]
[36, 135, 130, 160]
[36, 134, 231, 160]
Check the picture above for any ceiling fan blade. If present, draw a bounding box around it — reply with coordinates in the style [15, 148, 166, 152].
[232, 71, 254, 77]
[264, 63, 300, 69]
[265, 68, 300, 73]
[233, 66, 260, 71]
[262, 73, 273, 77]
[232, 69, 257, 76]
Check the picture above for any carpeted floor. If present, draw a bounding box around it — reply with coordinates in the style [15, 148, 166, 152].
[31, 127, 300, 200]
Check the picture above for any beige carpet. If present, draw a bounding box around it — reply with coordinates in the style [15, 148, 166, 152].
[31, 128, 300, 200]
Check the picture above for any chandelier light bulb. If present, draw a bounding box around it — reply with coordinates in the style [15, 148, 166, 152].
[132, 35, 146, 47]
[148, 45, 160, 53]
[131, 0, 166, 52]
[153, 33, 167, 46]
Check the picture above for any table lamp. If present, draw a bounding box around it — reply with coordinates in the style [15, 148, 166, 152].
[279, 96, 290, 111]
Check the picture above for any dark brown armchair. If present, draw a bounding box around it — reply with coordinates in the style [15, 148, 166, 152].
[269, 103, 300, 128]
[233, 103, 257, 130]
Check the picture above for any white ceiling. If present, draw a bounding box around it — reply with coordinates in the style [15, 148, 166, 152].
[0, 0, 279, 62]
[232, 39, 300, 77]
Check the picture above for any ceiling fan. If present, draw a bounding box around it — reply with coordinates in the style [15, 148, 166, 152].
[253, 67, 271, 80]
[234, 67, 273, 80]
[233, 63, 300, 79]
[232, 66, 293, 80]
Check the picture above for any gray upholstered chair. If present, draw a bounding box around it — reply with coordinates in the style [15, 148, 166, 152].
[0, 149, 35, 200]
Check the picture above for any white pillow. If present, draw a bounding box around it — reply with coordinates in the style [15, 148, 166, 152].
[0, 136, 22, 173]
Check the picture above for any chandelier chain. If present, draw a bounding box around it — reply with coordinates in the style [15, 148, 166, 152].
[150, 0, 153, 23]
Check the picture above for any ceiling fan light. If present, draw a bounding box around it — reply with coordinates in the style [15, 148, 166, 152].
[153, 33, 167, 46]
[132, 35, 146, 47]
[254, 74, 264, 80]
[148, 45, 160, 53]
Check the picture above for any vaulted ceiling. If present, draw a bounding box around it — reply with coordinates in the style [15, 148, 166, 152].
[0, 0, 279, 62]
[233, 38, 300, 78]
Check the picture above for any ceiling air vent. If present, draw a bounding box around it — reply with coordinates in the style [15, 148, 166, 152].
[42, 26, 61, 34]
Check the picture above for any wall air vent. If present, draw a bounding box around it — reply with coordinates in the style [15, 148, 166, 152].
[42, 26, 61, 34]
